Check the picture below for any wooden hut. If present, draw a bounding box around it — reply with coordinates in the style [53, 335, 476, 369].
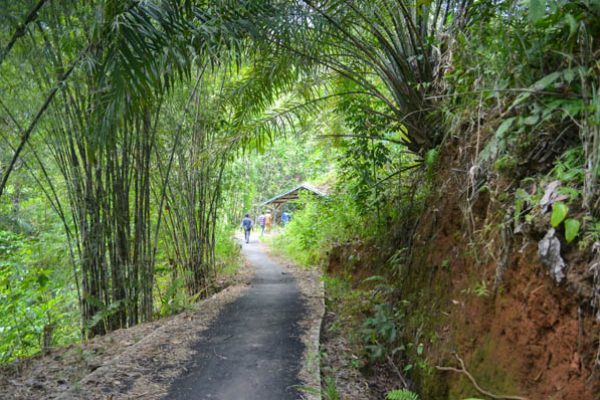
[260, 183, 327, 222]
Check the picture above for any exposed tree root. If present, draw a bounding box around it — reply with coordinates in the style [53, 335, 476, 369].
[435, 353, 529, 400]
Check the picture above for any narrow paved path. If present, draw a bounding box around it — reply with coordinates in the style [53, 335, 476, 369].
[165, 238, 306, 400]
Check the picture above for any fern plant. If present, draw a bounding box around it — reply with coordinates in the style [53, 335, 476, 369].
[386, 389, 420, 400]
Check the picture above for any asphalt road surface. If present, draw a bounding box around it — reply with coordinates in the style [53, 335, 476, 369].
[165, 237, 306, 400]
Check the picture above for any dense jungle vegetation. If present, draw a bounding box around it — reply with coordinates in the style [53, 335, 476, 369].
[0, 0, 598, 398]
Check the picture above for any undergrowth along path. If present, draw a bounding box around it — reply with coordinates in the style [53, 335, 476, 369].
[165, 238, 307, 400]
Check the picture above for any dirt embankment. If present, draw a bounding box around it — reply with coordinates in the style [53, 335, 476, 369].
[320, 151, 599, 399]
[401, 147, 599, 399]
[411, 194, 597, 399]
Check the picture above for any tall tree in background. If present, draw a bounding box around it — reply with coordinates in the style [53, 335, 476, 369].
[160, 68, 235, 297]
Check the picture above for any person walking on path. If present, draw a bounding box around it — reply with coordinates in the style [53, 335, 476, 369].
[241, 214, 253, 244]
[257, 212, 266, 236]
[265, 210, 273, 234]
[281, 211, 291, 226]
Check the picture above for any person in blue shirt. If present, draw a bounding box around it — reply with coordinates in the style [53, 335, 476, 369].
[241, 214, 253, 244]
[281, 211, 291, 226]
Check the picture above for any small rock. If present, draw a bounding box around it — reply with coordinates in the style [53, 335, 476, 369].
[538, 228, 567, 283]
[87, 362, 102, 371]
[27, 380, 45, 390]
[570, 352, 581, 372]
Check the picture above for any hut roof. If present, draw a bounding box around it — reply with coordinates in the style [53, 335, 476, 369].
[261, 183, 327, 206]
